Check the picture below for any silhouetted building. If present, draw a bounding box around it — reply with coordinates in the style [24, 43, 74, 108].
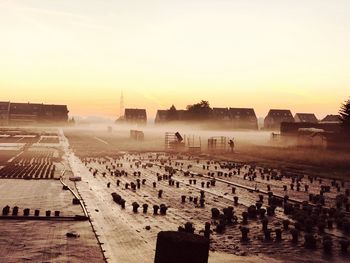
[294, 113, 318, 123]
[297, 128, 330, 149]
[0, 101, 10, 125]
[228, 108, 258, 129]
[280, 122, 342, 150]
[264, 109, 294, 130]
[155, 106, 188, 123]
[0, 101, 69, 125]
[320, 114, 341, 123]
[155, 106, 258, 129]
[124, 108, 147, 124]
[212, 108, 230, 121]
[155, 110, 168, 123]
[280, 122, 341, 135]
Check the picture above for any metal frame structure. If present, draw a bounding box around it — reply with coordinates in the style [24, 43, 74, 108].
[164, 132, 185, 151]
[208, 136, 228, 153]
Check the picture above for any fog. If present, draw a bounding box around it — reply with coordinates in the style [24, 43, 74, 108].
[62, 121, 273, 153]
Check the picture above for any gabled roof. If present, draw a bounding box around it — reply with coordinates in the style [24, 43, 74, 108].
[229, 108, 256, 116]
[124, 108, 147, 119]
[155, 110, 168, 119]
[43, 104, 69, 113]
[213, 107, 229, 113]
[267, 109, 293, 117]
[9, 102, 42, 114]
[0, 101, 10, 111]
[295, 113, 318, 123]
[156, 110, 168, 116]
[321, 115, 341, 123]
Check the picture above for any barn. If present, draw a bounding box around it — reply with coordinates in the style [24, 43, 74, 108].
[264, 109, 294, 130]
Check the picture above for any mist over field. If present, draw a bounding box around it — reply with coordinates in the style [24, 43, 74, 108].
[1, 0, 350, 262]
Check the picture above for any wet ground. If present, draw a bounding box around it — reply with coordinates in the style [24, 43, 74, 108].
[0, 126, 349, 262]
[0, 128, 104, 262]
[73, 151, 350, 263]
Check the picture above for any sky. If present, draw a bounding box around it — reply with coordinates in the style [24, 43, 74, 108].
[0, 0, 349, 119]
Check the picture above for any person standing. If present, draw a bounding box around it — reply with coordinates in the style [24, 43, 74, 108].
[229, 138, 235, 153]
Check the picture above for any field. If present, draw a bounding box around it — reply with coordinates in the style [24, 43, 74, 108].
[0, 128, 104, 262]
[0, 125, 349, 263]
[65, 126, 350, 263]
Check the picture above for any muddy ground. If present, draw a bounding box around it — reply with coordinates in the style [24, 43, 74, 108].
[0, 128, 104, 262]
[0, 125, 349, 263]
[64, 126, 349, 262]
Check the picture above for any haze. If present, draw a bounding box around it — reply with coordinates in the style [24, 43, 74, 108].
[1, 0, 349, 118]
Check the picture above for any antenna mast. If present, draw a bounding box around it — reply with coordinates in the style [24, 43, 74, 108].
[120, 90, 124, 118]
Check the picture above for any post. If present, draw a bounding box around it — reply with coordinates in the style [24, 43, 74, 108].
[154, 231, 209, 263]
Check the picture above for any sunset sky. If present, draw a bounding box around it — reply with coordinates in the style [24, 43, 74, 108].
[0, 0, 349, 119]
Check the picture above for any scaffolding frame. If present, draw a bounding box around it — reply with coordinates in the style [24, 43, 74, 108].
[208, 136, 228, 153]
[165, 132, 185, 151]
[130, 130, 144, 141]
[187, 134, 201, 153]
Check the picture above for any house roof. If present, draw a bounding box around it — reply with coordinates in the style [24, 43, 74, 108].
[321, 115, 341, 122]
[267, 109, 293, 116]
[266, 109, 294, 119]
[43, 104, 69, 112]
[8, 102, 69, 115]
[213, 107, 229, 113]
[0, 101, 10, 111]
[156, 110, 167, 115]
[156, 110, 168, 119]
[9, 102, 42, 114]
[125, 108, 147, 119]
[295, 113, 318, 123]
[229, 108, 256, 117]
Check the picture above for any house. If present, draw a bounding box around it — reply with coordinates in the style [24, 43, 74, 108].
[294, 113, 318, 123]
[124, 108, 147, 124]
[228, 108, 258, 129]
[320, 115, 341, 123]
[0, 101, 69, 125]
[155, 105, 258, 129]
[0, 101, 10, 125]
[155, 105, 181, 124]
[212, 108, 230, 121]
[155, 106, 190, 123]
[264, 109, 294, 130]
[41, 104, 69, 122]
[155, 110, 168, 124]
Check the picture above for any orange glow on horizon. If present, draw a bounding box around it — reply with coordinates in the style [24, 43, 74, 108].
[0, 1, 349, 119]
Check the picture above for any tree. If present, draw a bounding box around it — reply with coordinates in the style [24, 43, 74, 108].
[186, 100, 212, 120]
[339, 98, 350, 134]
